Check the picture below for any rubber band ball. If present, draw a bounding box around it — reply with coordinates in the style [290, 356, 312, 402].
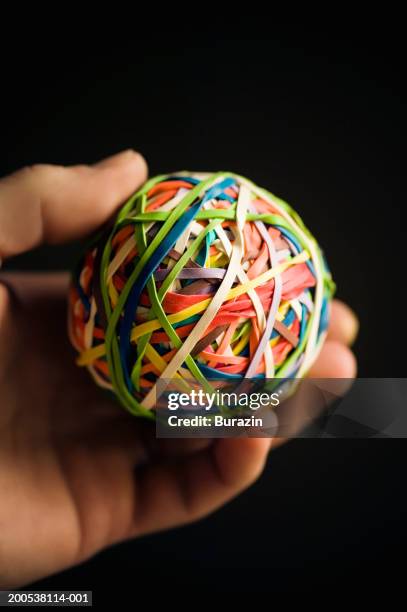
[68, 172, 335, 417]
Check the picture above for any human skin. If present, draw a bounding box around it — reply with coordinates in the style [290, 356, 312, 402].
[0, 151, 358, 587]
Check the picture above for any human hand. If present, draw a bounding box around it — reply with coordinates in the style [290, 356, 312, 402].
[0, 152, 358, 587]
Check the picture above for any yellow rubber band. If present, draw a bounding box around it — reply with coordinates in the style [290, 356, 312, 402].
[77, 250, 309, 367]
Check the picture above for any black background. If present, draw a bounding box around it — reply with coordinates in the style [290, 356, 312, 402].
[1, 28, 406, 597]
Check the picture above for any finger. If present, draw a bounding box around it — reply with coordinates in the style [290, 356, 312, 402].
[131, 438, 271, 536]
[128, 418, 213, 460]
[309, 339, 357, 379]
[327, 299, 359, 346]
[148, 437, 213, 458]
[0, 150, 148, 259]
[271, 340, 357, 449]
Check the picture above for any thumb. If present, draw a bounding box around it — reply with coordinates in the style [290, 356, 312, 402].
[0, 150, 148, 259]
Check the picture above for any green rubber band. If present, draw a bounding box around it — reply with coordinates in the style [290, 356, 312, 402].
[102, 172, 224, 414]
[70, 170, 335, 417]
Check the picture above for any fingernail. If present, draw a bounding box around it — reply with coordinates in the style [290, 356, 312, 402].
[93, 149, 141, 169]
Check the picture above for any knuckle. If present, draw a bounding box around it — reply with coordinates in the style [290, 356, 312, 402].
[17, 163, 65, 184]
